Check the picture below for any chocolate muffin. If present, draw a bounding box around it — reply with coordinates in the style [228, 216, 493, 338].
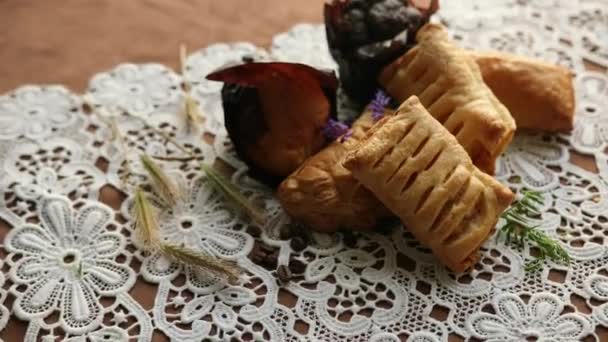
[324, 0, 438, 103]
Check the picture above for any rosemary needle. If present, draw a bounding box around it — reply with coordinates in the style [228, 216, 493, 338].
[498, 189, 570, 272]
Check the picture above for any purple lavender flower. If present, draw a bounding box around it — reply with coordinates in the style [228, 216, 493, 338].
[339, 129, 354, 143]
[369, 89, 392, 121]
[322, 118, 353, 143]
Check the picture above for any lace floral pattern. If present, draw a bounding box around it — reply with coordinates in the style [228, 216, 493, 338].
[3, 138, 105, 200]
[271, 24, 337, 71]
[467, 293, 592, 341]
[85, 63, 182, 117]
[5, 196, 135, 334]
[154, 175, 252, 259]
[0, 1, 607, 341]
[0, 260, 8, 335]
[570, 71, 608, 157]
[0, 86, 84, 140]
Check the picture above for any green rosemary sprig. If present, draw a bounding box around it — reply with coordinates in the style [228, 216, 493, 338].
[498, 189, 570, 272]
[200, 163, 267, 227]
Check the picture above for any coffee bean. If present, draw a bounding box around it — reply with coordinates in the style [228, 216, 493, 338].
[259, 243, 274, 255]
[277, 265, 292, 284]
[249, 246, 266, 265]
[288, 259, 307, 274]
[342, 231, 358, 248]
[250, 253, 265, 265]
[290, 224, 311, 245]
[290, 236, 307, 252]
[263, 249, 279, 268]
[248, 225, 262, 238]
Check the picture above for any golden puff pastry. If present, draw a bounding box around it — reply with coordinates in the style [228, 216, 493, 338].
[277, 110, 392, 232]
[379, 23, 515, 174]
[343, 96, 513, 272]
[472, 51, 575, 132]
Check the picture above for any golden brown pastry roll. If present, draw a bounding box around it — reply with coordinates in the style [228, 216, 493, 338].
[379, 24, 515, 174]
[472, 51, 575, 132]
[343, 96, 514, 272]
[277, 110, 391, 232]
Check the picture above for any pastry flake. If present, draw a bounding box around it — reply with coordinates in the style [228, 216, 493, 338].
[379, 24, 516, 174]
[343, 96, 514, 272]
[277, 110, 391, 232]
[472, 51, 575, 132]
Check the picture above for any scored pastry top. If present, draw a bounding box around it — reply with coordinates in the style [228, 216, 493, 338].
[344, 96, 513, 272]
[379, 23, 516, 174]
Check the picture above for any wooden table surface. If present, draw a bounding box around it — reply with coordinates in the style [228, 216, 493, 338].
[0, 1, 604, 341]
[0, 0, 324, 93]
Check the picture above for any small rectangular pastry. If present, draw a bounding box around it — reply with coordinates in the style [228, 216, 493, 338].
[379, 23, 516, 174]
[472, 51, 575, 132]
[343, 96, 514, 272]
[277, 110, 391, 232]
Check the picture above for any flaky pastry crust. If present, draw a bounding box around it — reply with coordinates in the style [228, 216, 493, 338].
[344, 96, 513, 272]
[472, 51, 575, 132]
[277, 111, 391, 232]
[380, 24, 516, 174]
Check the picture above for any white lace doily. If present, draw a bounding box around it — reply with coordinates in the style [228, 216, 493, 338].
[1, 1, 607, 341]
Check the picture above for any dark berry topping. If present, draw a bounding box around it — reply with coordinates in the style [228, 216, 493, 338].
[324, 0, 439, 103]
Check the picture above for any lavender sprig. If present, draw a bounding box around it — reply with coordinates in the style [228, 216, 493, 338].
[369, 89, 391, 121]
[322, 118, 353, 143]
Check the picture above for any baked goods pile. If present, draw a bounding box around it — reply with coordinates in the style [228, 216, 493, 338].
[343, 96, 514, 272]
[207, 1, 575, 273]
[380, 24, 516, 174]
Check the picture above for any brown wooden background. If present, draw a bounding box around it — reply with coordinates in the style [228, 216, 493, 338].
[0, 0, 605, 341]
[0, 0, 325, 93]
